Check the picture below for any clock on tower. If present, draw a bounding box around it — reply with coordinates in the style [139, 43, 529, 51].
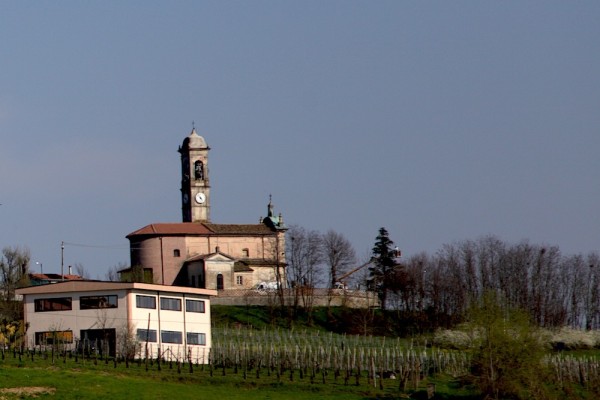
[178, 128, 210, 222]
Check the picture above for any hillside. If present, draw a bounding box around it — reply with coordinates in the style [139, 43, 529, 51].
[210, 305, 435, 337]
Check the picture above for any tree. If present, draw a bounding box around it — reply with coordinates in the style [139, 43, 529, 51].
[105, 262, 128, 282]
[0, 246, 30, 302]
[467, 291, 550, 399]
[322, 230, 356, 289]
[368, 227, 398, 310]
[73, 262, 91, 279]
[286, 225, 323, 322]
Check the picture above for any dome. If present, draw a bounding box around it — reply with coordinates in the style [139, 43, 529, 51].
[187, 128, 208, 149]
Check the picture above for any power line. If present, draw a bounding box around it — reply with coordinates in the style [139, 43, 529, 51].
[62, 241, 129, 250]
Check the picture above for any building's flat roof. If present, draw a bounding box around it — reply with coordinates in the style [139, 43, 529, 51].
[15, 280, 218, 297]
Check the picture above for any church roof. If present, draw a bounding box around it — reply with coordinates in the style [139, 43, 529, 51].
[127, 223, 213, 237]
[203, 223, 275, 235]
[127, 222, 277, 238]
[179, 128, 209, 151]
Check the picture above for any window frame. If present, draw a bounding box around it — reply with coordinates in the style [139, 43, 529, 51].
[186, 332, 206, 346]
[136, 329, 158, 343]
[34, 297, 72, 312]
[35, 330, 73, 345]
[136, 295, 156, 309]
[160, 297, 182, 311]
[185, 299, 205, 313]
[80, 295, 118, 310]
[161, 330, 183, 344]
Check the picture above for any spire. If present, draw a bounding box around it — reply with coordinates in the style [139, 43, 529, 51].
[267, 194, 274, 218]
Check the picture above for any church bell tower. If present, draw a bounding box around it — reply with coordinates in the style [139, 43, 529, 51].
[178, 128, 210, 222]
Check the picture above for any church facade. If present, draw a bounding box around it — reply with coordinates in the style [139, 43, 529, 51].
[126, 129, 287, 291]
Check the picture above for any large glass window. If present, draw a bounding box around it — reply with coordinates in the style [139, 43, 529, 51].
[80, 295, 118, 309]
[136, 295, 156, 309]
[187, 332, 206, 345]
[35, 330, 73, 345]
[160, 297, 182, 311]
[161, 330, 183, 344]
[185, 299, 205, 313]
[136, 329, 157, 343]
[34, 297, 72, 312]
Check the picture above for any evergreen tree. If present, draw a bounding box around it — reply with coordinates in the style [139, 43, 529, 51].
[369, 227, 397, 310]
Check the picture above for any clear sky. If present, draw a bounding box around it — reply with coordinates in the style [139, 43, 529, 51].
[1, 1, 599, 279]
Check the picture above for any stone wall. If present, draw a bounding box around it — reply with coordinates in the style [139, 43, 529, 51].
[211, 288, 379, 309]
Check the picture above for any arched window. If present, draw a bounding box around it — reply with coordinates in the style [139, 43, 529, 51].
[173, 249, 180, 257]
[216, 274, 224, 290]
[194, 160, 204, 180]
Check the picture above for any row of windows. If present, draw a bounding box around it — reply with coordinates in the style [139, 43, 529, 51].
[33, 330, 205, 346]
[34, 295, 205, 314]
[34, 295, 117, 312]
[136, 295, 205, 313]
[136, 329, 206, 345]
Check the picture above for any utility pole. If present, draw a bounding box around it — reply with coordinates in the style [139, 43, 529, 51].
[61, 241, 65, 281]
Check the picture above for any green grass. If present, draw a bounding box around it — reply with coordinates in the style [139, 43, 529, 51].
[0, 351, 479, 400]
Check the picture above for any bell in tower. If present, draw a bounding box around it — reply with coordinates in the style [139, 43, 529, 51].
[178, 127, 210, 222]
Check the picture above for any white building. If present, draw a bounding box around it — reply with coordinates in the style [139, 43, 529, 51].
[16, 281, 217, 361]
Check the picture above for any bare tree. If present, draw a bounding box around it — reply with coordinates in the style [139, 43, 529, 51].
[105, 262, 128, 282]
[73, 262, 91, 279]
[286, 225, 323, 321]
[0, 246, 30, 302]
[322, 229, 356, 289]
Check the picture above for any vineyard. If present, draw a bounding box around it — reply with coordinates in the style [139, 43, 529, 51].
[3, 326, 600, 399]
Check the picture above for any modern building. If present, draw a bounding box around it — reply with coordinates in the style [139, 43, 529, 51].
[125, 128, 287, 291]
[16, 281, 217, 361]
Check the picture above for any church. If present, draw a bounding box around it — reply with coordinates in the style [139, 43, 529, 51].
[125, 128, 287, 291]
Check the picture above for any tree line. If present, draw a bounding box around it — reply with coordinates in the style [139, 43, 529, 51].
[285, 225, 600, 331]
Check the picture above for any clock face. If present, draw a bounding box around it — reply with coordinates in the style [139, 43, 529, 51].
[195, 192, 206, 204]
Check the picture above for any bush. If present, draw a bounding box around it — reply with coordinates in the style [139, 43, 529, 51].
[467, 291, 551, 399]
[549, 327, 600, 351]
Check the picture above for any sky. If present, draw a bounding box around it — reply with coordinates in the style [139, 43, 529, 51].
[1, 1, 599, 279]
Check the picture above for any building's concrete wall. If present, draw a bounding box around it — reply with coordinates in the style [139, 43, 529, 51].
[22, 287, 212, 362]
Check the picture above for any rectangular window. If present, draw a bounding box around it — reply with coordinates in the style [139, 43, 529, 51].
[186, 332, 206, 345]
[236, 276, 243, 285]
[136, 295, 156, 309]
[161, 330, 183, 344]
[185, 299, 205, 313]
[34, 297, 72, 312]
[136, 329, 157, 343]
[160, 297, 182, 311]
[80, 295, 118, 310]
[173, 249, 180, 257]
[35, 330, 73, 345]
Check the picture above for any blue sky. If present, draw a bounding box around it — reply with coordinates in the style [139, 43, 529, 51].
[1, 1, 599, 278]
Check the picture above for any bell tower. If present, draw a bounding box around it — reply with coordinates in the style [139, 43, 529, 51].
[178, 128, 210, 222]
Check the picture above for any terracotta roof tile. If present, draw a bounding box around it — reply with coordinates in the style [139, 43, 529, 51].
[127, 223, 213, 237]
[204, 223, 275, 235]
[127, 222, 276, 238]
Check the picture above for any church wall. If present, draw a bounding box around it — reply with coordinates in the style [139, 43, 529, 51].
[131, 233, 285, 287]
[130, 236, 187, 285]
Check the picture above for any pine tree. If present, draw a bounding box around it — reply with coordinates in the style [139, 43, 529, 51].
[368, 227, 396, 310]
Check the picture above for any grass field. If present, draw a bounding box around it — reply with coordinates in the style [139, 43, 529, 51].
[0, 350, 480, 400]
